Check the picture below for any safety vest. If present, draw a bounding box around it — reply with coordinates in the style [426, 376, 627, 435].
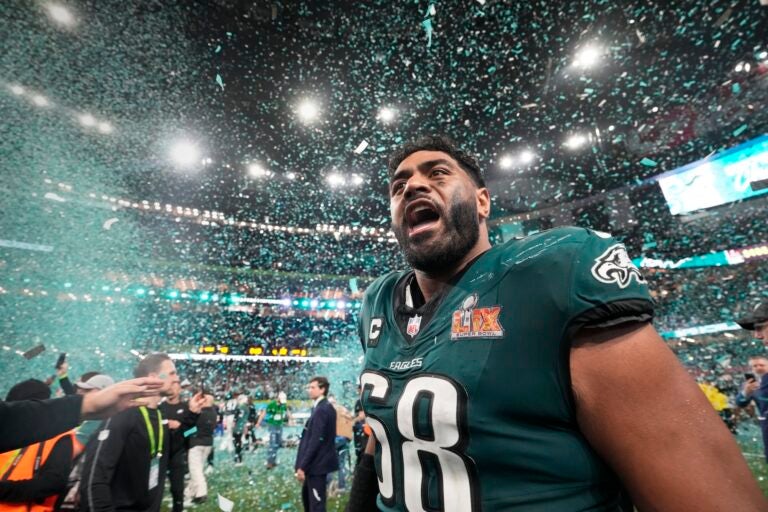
[0, 430, 76, 512]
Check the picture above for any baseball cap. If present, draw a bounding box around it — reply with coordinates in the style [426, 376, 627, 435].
[737, 301, 768, 331]
[75, 374, 115, 390]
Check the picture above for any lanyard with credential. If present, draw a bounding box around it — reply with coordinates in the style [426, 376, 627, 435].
[139, 406, 164, 458]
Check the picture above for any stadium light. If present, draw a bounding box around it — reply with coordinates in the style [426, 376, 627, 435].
[78, 113, 96, 127]
[564, 133, 590, 150]
[97, 121, 113, 134]
[31, 94, 49, 107]
[169, 141, 200, 167]
[248, 162, 269, 178]
[297, 99, 319, 124]
[327, 173, 344, 187]
[518, 149, 536, 165]
[572, 44, 603, 69]
[498, 155, 514, 170]
[45, 3, 76, 27]
[378, 106, 397, 124]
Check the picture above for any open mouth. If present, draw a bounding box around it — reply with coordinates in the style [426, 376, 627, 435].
[405, 201, 441, 237]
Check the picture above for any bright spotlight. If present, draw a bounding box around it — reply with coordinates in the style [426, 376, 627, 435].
[297, 99, 319, 123]
[97, 121, 113, 133]
[564, 133, 589, 150]
[518, 149, 535, 165]
[572, 45, 602, 69]
[169, 141, 200, 167]
[498, 155, 514, 169]
[352, 174, 364, 185]
[45, 3, 76, 27]
[248, 163, 269, 178]
[378, 106, 397, 123]
[9, 84, 24, 95]
[78, 113, 96, 127]
[327, 173, 344, 187]
[31, 94, 49, 107]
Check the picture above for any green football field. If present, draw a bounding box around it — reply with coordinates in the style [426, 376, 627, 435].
[165, 428, 768, 511]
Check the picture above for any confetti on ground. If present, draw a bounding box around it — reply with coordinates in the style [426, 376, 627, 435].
[217, 493, 234, 512]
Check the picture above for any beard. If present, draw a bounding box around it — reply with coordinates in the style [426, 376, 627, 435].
[392, 193, 480, 275]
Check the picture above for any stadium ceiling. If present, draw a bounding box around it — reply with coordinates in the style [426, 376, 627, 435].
[2, 0, 767, 226]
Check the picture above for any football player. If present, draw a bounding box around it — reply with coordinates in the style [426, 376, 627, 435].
[345, 135, 767, 511]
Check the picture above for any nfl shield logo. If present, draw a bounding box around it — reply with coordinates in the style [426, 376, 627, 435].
[406, 315, 422, 337]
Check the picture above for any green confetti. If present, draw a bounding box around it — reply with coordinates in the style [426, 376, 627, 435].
[733, 124, 748, 137]
[183, 426, 198, 438]
[640, 158, 658, 167]
[215, 45, 222, 53]
[215, 73, 225, 90]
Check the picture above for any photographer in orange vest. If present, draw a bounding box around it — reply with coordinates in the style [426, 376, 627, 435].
[0, 379, 75, 512]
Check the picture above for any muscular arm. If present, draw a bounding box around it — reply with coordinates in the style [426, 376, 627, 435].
[571, 323, 768, 511]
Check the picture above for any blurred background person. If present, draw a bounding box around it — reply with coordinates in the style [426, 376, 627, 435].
[257, 390, 292, 470]
[185, 394, 216, 505]
[159, 381, 191, 512]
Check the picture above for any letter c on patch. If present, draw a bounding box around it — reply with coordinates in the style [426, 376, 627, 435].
[368, 317, 383, 348]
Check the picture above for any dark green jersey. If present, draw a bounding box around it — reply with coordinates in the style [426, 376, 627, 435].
[358, 227, 653, 512]
[263, 400, 289, 427]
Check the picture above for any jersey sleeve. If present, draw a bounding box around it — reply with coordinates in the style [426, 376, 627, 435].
[357, 294, 368, 354]
[565, 230, 654, 340]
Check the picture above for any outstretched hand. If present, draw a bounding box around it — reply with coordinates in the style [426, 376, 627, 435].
[188, 391, 206, 414]
[80, 377, 165, 420]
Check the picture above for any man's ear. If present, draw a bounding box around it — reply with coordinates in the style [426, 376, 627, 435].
[476, 187, 491, 220]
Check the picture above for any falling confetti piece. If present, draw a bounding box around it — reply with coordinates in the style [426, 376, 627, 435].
[103, 218, 119, 230]
[349, 278, 358, 293]
[421, 18, 433, 48]
[183, 426, 198, 438]
[353, 140, 368, 154]
[640, 158, 658, 167]
[733, 124, 748, 137]
[215, 45, 221, 53]
[217, 493, 234, 512]
[216, 73, 225, 90]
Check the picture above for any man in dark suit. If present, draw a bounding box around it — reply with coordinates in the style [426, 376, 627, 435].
[295, 376, 339, 512]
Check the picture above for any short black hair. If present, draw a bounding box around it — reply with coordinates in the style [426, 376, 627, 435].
[6, 379, 50, 401]
[311, 376, 330, 397]
[387, 135, 485, 188]
[134, 352, 171, 378]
